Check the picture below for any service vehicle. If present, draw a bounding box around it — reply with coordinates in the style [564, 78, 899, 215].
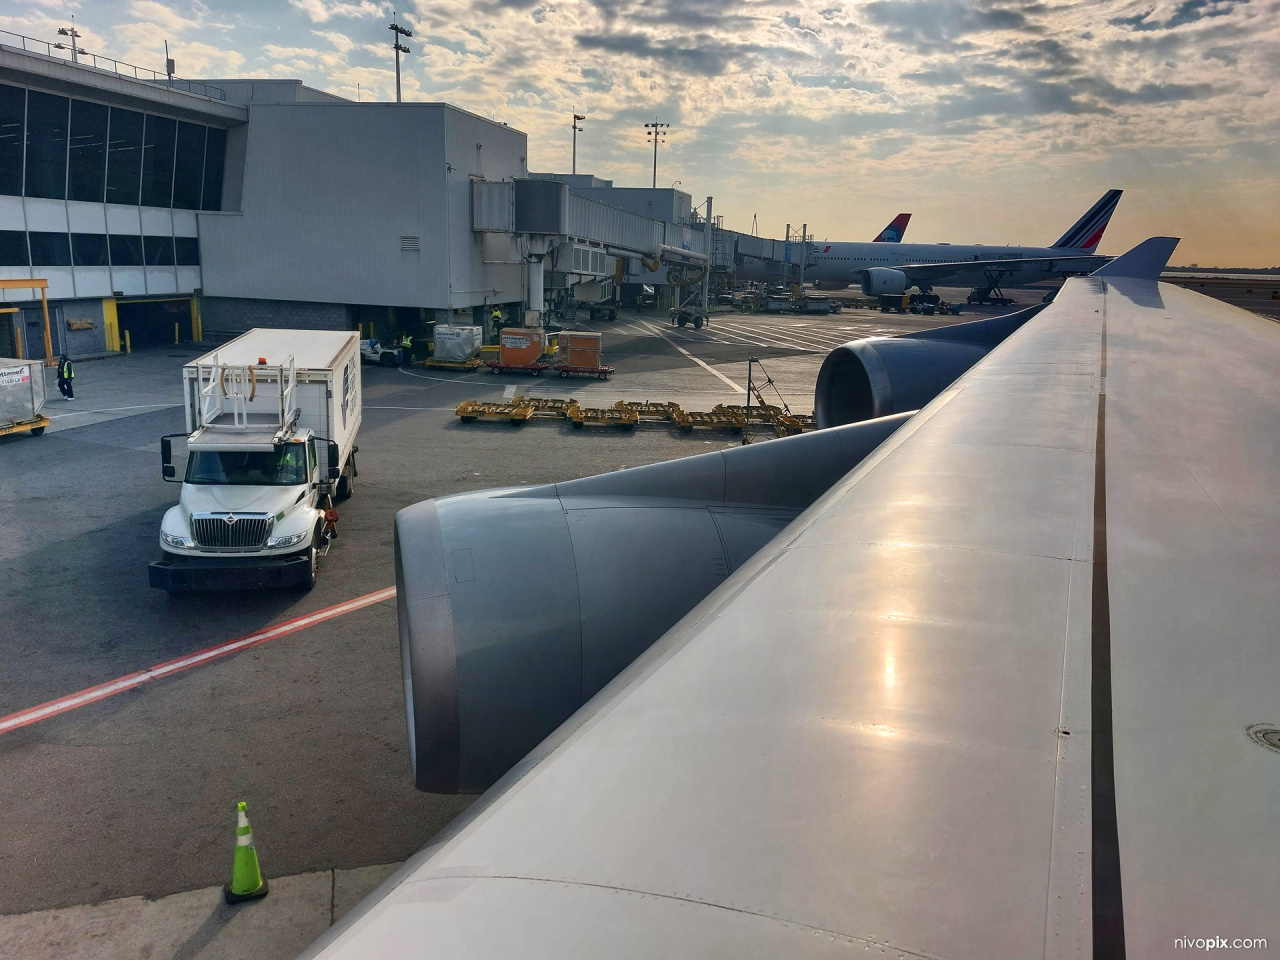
[360, 337, 402, 366]
[148, 329, 361, 593]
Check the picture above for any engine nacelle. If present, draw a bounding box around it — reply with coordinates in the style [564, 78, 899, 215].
[812, 281, 850, 291]
[814, 304, 1045, 428]
[396, 413, 912, 794]
[859, 267, 909, 297]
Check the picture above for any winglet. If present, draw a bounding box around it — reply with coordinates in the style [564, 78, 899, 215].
[1090, 236, 1179, 281]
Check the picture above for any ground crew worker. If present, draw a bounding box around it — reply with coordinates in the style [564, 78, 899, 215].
[399, 332, 413, 365]
[56, 353, 74, 400]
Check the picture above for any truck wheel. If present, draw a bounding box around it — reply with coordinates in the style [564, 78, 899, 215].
[693, 316, 703, 329]
[29, 426, 45, 436]
[300, 541, 318, 591]
[337, 464, 354, 500]
[380, 352, 397, 367]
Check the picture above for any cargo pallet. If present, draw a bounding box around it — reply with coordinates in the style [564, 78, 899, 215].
[553, 363, 615, 380]
[485, 360, 550, 376]
[424, 357, 483, 371]
[455, 398, 813, 438]
[0, 413, 50, 438]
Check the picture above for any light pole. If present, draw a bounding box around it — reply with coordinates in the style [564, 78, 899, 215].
[389, 13, 412, 103]
[644, 121, 668, 189]
[54, 18, 83, 64]
[571, 112, 585, 175]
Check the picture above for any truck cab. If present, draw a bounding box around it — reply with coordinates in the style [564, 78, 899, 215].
[149, 329, 361, 593]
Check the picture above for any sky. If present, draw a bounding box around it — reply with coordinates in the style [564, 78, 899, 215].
[3, 0, 1279, 265]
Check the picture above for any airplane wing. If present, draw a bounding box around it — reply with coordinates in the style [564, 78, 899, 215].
[895, 253, 1109, 286]
[302, 239, 1280, 958]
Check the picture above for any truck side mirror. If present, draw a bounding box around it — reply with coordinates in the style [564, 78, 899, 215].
[160, 435, 185, 482]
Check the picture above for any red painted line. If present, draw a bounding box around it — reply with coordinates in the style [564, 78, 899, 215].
[0, 586, 397, 735]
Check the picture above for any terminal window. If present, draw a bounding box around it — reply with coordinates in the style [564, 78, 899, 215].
[28, 231, 72, 267]
[144, 235, 175, 266]
[69, 99, 109, 202]
[108, 234, 144, 266]
[106, 108, 144, 206]
[0, 85, 23, 196]
[175, 236, 200, 266]
[141, 115, 176, 208]
[72, 233, 109, 267]
[0, 230, 28, 266]
[0, 83, 227, 211]
[24, 91, 69, 199]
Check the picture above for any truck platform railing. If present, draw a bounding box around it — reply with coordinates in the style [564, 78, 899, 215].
[195, 354, 299, 442]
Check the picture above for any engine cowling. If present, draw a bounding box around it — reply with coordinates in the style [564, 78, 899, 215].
[395, 413, 912, 794]
[814, 304, 1046, 428]
[812, 281, 850, 291]
[859, 267, 909, 296]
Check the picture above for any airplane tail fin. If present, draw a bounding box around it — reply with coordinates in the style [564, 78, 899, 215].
[873, 213, 911, 243]
[1053, 189, 1122, 252]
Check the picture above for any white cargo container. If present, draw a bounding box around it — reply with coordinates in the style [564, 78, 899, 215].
[433, 325, 483, 362]
[0, 358, 49, 438]
[149, 329, 362, 593]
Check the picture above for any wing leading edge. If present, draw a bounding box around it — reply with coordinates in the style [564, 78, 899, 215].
[304, 241, 1280, 958]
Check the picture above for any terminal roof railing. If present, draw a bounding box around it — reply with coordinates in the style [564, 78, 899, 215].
[0, 30, 227, 101]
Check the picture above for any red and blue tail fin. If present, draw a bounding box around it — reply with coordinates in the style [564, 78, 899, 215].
[1053, 189, 1122, 252]
[873, 213, 911, 242]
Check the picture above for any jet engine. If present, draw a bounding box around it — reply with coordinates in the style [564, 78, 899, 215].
[859, 267, 909, 296]
[814, 304, 1045, 428]
[395, 413, 912, 794]
[813, 281, 850, 291]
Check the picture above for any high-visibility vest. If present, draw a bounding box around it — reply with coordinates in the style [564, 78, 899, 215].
[491, 309, 501, 319]
[402, 336, 413, 348]
[58, 359, 74, 379]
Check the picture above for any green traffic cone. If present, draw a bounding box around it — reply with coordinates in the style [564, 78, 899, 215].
[224, 801, 269, 904]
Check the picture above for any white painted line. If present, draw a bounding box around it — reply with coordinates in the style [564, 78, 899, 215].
[47, 403, 181, 420]
[636, 321, 745, 394]
[0, 586, 397, 735]
[503, 385, 517, 398]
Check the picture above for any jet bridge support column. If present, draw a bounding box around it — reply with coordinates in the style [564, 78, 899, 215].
[701, 197, 713, 314]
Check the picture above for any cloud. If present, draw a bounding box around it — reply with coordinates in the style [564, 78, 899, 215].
[1109, 0, 1250, 31]
[288, 0, 384, 23]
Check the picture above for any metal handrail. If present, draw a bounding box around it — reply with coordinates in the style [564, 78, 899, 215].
[0, 29, 226, 101]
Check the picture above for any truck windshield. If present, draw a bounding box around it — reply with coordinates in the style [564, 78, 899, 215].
[185, 446, 309, 486]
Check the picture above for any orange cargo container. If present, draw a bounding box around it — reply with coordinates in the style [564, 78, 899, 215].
[498, 328, 544, 366]
[556, 332, 603, 369]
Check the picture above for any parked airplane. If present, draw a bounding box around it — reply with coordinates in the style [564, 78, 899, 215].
[301, 235, 1280, 959]
[873, 212, 911, 242]
[808, 188, 1122, 299]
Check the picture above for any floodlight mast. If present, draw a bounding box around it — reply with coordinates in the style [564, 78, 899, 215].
[572, 112, 586, 175]
[644, 121, 669, 189]
[389, 13, 413, 103]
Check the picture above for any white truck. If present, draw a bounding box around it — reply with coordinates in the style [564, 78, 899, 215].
[148, 329, 362, 593]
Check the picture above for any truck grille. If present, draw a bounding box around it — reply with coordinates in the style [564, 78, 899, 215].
[191, 514, 273, 549]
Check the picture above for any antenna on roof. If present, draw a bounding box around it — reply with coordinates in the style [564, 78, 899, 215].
[164, 40, 175, 87]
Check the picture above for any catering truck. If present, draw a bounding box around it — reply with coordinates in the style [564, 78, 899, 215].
[148, 329, 361, 593]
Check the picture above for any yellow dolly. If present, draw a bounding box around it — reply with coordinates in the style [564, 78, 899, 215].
[0, 413, 50, 438]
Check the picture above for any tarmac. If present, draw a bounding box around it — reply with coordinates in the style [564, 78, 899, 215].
[1, 285, 1267, 958]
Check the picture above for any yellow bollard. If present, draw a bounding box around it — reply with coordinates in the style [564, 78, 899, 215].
[124, 330, 131, 353]
[174, 322, 179, 344]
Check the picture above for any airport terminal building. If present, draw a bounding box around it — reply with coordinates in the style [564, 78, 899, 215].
[0, 38, 725, 361]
